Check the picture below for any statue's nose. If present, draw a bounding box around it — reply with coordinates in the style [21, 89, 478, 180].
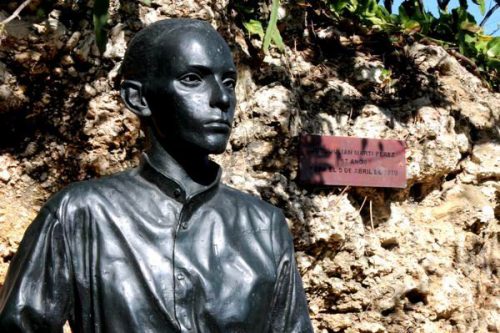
[209, 78, 230, 111]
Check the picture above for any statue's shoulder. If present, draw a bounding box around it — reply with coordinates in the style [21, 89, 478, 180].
[44, 168, 141, 216]
[217, 184, 291, 256]
[218, 183, 280, 216]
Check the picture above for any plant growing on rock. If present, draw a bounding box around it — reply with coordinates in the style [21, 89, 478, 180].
[237, 0, 499, 90]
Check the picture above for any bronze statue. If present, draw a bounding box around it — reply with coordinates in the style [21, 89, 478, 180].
[0, 19, 313, 333]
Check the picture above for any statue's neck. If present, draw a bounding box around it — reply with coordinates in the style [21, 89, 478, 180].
[146, 132, 213, 186]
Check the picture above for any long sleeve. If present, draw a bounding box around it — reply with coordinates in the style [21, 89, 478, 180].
[269, 209, 314, 333]
[0, 206, 73, 333]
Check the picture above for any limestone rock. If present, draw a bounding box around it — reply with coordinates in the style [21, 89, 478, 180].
[457, 101, 497, 130]
[103, 23, 127, 59]
[427, 274, 474, 319]
[460, 142, 500, 183]
[0, 170, 10, 183]
[351, 104, 405, 139]
[406, 106, 461, 183]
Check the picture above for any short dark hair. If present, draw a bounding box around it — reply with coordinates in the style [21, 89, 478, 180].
[120, 19, 213, 85]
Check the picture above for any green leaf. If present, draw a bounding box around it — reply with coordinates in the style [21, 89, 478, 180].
[456, 31, 467, 54]
[398, 4, 410, 22]
[472, 0, 486, 15]
[381, 68, 392, 79]
[486, 37, 500, 58]
[263, 0, 285, 54]
[243, 20, 265, 38]
[364, 15, 386, 26]
[329, 0, 358, 14]
[472, 34, 492, 53]
[463, 32, 476, 44]
[460, 21, 481, 33]
[93, 0, 110, 54]
[403, 19, 421, 31]
[454, 6, 476, 25]
[354, 0, 393, 27]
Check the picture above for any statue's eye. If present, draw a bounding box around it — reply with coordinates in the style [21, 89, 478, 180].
[223, 78, 236, 89]
[179, 74, 202, 86]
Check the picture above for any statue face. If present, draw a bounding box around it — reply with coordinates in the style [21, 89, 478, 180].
[145, 28, 237, 155]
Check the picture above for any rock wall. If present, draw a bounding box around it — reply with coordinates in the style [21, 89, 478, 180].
[0, 1, 498, 332]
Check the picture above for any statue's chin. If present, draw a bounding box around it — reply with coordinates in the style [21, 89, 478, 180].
[197, 134, 231, 155]
[199, 139, 229, 155]
[148, 128, 230, 156]
[208, 145, 228, 155]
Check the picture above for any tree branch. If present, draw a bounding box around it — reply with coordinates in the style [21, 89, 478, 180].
[480, 3, 499, 27]
[0, 0, 32, 26]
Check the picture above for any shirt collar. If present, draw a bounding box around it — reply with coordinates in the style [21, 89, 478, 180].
[140, 137, 221, 202]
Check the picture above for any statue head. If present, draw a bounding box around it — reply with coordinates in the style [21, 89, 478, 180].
[120, 19, 237, 155]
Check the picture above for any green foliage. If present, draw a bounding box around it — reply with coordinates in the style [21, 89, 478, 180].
[243, 19, 265, 39]
[93, 0, 110, 54]
[241, 0, 285, 53]
[397, 0, 435, 33]
[326, 0, 395, 28]
[324, 0, 499, 88]
[472, 0, 486, 15]
[262, 0, 285, 53]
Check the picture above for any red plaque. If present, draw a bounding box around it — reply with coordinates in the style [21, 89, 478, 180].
[299, 135, 406, 188]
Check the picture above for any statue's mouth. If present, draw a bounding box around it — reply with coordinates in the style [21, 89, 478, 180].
[204, 121, 231, 132]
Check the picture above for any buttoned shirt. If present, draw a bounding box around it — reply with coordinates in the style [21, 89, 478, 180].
[0, 142, 313, 333]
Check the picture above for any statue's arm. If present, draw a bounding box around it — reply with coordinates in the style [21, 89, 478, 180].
[269, 209, 314, 333]
[0, 207, 73, 333]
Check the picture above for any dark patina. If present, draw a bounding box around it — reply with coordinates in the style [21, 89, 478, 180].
[0, 19, 313, 333]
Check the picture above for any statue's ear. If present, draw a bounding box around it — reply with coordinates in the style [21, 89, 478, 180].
[120, 80, 151, 117]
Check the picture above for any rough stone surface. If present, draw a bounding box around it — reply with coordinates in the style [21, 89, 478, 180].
[0, 1, 498, 332]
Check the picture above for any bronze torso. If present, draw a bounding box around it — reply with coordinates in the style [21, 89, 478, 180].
[0, 145, 312, 333]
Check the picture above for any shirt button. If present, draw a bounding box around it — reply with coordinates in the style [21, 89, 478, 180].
[177, 274, 185, 281]
[181, 222, 188, 229]
[173, 188, 181, 198]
